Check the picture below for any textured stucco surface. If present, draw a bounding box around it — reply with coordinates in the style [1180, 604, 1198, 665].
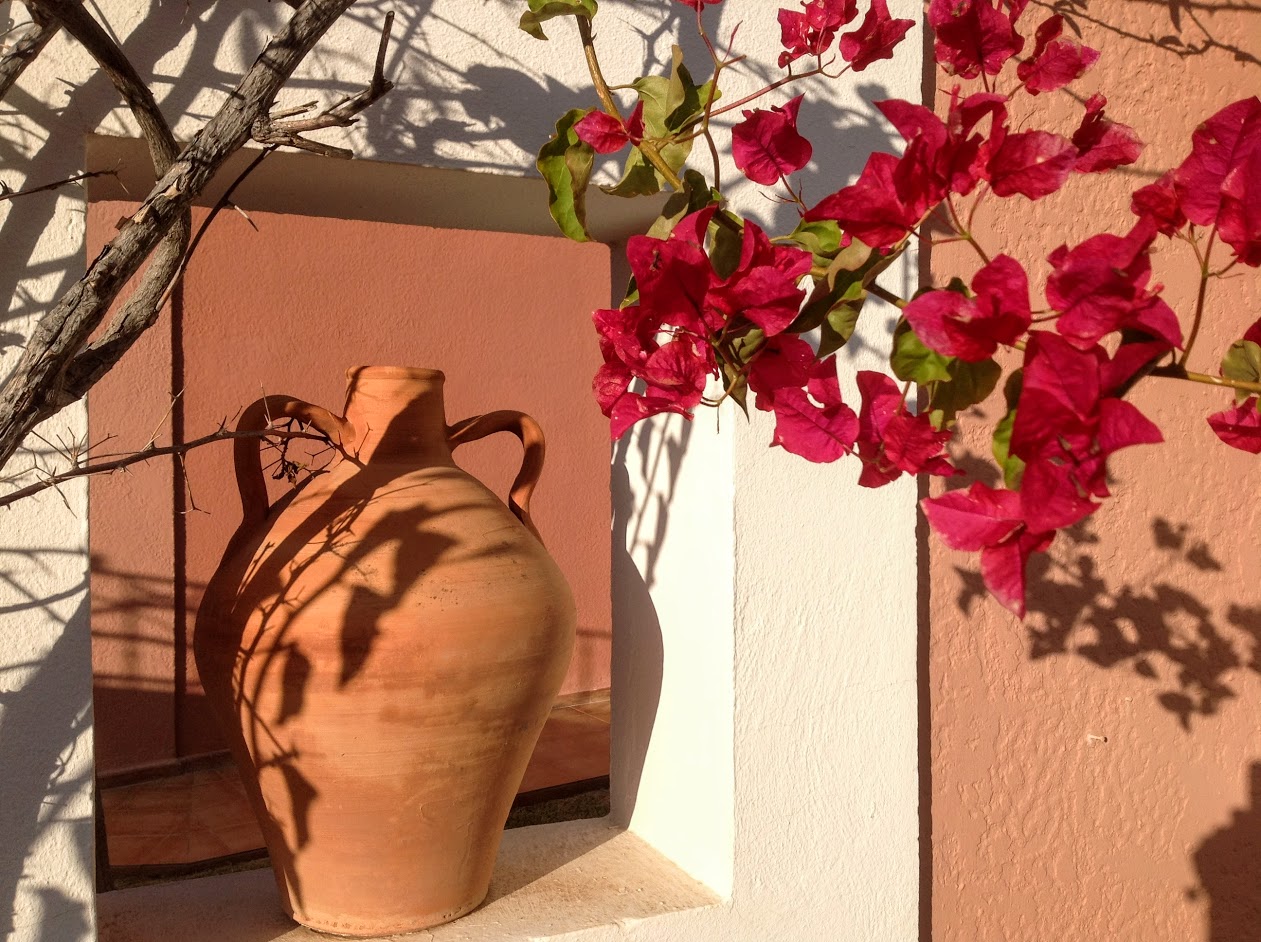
[928, 3, 1261, 940]
[1, 1, 923, 940]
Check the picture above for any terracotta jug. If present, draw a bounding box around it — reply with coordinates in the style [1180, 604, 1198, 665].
[193, 366, 576, 937]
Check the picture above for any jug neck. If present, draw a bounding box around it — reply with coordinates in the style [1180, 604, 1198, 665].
[342, 367, 453, 466]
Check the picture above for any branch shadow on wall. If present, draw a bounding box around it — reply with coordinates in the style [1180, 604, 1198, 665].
[1191, 762, 1261, 942]
[1035, 0, 1261, 67]
[0, 570, 94, 942]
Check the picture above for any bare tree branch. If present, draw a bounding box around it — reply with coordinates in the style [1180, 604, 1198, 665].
[0, 0, 375, 474]
[26, 0, 191, 402]
[0, 168, 117, 203]
[252, 10, 395, 159]
[0, 7, 58, 102]
[0, 426, 327, 509]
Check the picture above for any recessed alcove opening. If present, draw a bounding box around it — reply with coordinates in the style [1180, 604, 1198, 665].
[82, 135, 670, 905]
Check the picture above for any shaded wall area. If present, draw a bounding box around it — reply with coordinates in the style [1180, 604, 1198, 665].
[88, 200, 612, 774]
[927, 1, 1261, 939]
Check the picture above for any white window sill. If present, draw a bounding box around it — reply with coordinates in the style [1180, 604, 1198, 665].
[96, 818, 720, 941]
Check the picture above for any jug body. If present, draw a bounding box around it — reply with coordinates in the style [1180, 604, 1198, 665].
[194, 367, 576, 936]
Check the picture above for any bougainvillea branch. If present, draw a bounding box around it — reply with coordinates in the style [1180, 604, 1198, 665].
[522, 0, 1261, 618]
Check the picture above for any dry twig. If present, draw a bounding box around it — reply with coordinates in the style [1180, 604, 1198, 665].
[252, 11, 395, 159]
[0, 426, 329, 509]
[0, 168, 118, 203]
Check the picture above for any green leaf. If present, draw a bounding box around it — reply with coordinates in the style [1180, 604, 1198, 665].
[634, 46, 704, 136]
[519, 0, 598, 40]
[818, 301, 862, 357]
[537, 108, 595, 241]
[621, 45, 704, 183]
[1221, 339, 1261, 402]
[709, 212, 745, 279]
[788, 219, 844, 268]
[992, 409, 1025, 489]
[601, 147, 661, 198]
[645, 169, 721, 239]
[891, 318, 954, 384]
[928, 358, 1001, 429]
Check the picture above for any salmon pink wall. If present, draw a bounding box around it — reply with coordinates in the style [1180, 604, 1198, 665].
[89, 202, 612, 771]
[928, 3, 1261, 940]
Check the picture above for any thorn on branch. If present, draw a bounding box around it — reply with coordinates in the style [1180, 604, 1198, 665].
[252, 11, 396, 159]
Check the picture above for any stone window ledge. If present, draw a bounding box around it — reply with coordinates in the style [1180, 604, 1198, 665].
[96, 818, 720, 941]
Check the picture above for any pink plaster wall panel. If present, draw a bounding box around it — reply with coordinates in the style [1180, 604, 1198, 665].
[928, 4, 1261, 940]
[175, 209, 612, 754]
[88, 200, 613, 767]
[86, 210, 178, 774]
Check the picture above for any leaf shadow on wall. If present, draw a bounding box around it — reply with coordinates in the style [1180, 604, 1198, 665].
[945, 456, 1261, 731]
[1190, 762, 1261, 942]
[1040, 0, 1261, 68]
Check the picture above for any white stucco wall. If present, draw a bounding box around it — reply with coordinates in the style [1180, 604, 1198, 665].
[0, 1, 921, 939]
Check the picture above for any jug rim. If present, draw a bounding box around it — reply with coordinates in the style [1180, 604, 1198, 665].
[345, 366, 446, 382]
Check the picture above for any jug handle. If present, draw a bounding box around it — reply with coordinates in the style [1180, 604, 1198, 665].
[446, 410, 545, 543]
[233, 395, 355, 528]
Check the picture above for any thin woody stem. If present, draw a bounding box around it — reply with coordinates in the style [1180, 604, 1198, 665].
[1178, 225, 1216, 367]
[707, 65, 826, 120]
[576, 16, 684, 191]
[0, 168, 116, 203]
[1148, 364, 1261, 396]
[946, 197, 991, 264]
[0, 427, 325, 509]
[868, 282, 907, 309]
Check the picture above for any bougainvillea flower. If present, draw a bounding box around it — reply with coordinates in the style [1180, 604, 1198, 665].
[732, 95, 813, 185]
[838, 0, 916, 71]
[943, 90, 1010, 194]
[1208, 397, 1261, 453]
[626, 208, 811, 342]
[1244, 316, 1261, 345]
[778, 0, 859, 67]
[807, 90, 1014, 246]
[1130, 172, 1187, 236]
[1016, 15, 1100, 94]
[756, 356, 859, 462]
[706, 220, 814, 335]
[854, 371, 956, 487]
[747, 334, 816, 403]
[929, 0, 1025, 79]
[594, 328, 715, 439]
[1045, 219, 1183, 349]
[676, 0, 724, 9]
[1099, 339, 1172, 393]
[805, 151, 917, 249]
[903, 254, 1032, 360]
[1218, 125, 1261, 266]
[1008, 332, 1163, 532]
[626, 221, 711, 336]
[1071, 94, 1143, 173]
[1173, 97, 1261, 230]
[987, 130, 1078, 200]
[921, 482, 1055, 617]
[594, 303, 659, 371]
